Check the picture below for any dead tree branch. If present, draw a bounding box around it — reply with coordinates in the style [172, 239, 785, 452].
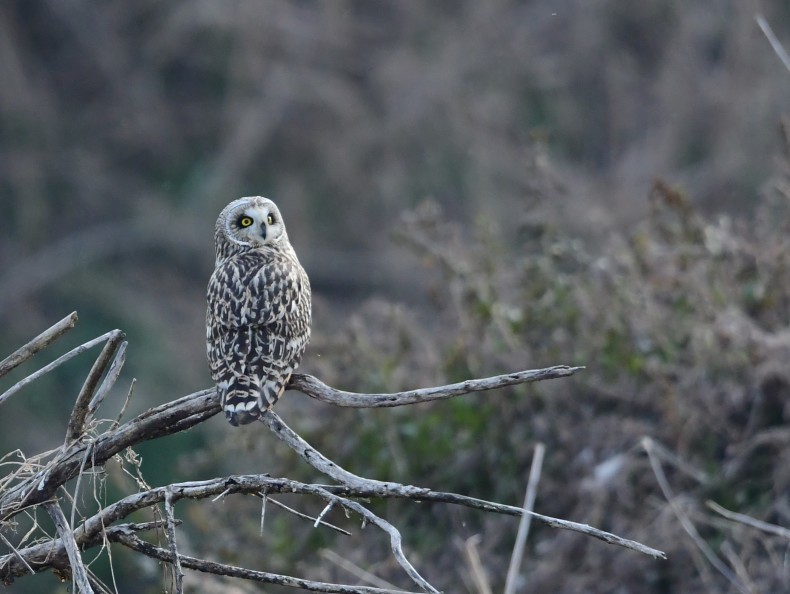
[43, 501, 95, 594]
[0, 312, 78, 379]
[289, 366, 583, 408]
[0, 314, 663, 592]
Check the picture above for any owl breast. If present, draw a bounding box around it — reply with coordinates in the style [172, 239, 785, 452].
[207, 247, 311, 426]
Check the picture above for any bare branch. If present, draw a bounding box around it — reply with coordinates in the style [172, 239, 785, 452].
[0, 318, 664, 593]
[164, 488, 184, 594]
[1, 470, 666, 585]
[320, 549, 401, 590]
[260, 412, 425, 496]
[325, 484, 667, 558]
[0, 312, 78, 379]
[263, 413, 666, 560]
[67, 330, 125, 442]
[504, 442, 545, 594]
[313, 485, 440, 593]
[756, 14, 790, 74]
[0, 331, 119, 408]
[1, 365, 583, 520]
[88, 340, 128, 418]
[706, 500, 790, 540]
[643, 437, 745, 593]
[43, 501, 95, 594]
[460, 535, 492, 594]
[109, 530, 422, 594]
[290, 365, 584, 408]
[266, 497, 351, 536]
[0, 530, 35, 578]
[0, 388, 218, 521]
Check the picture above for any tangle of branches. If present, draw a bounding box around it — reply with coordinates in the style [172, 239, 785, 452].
[0, 312, 664, 593]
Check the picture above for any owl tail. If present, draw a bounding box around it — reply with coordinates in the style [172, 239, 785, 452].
[220, 376, 289, 427]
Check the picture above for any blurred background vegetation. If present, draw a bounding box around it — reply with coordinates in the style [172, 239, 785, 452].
[2, 1, 790, 592]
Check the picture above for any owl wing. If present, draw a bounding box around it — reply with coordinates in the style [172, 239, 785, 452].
[207, 252, 311, 426]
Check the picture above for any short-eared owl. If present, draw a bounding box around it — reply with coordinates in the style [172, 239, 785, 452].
[207, 196, 311, 426]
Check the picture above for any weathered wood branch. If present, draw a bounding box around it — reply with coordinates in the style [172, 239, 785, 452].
[289, 366, 583, 407]
[0, 314, 663, 593]
[109, 530, 419, 594]
[66, 330, 125, 443]
[2, 471, 666, 584]
[43, 501, 94, 594]
[0, 312, 78, 380]
[0, 364, 584, 523]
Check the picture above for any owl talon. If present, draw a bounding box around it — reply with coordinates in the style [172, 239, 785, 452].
[225, 408, 260, 426]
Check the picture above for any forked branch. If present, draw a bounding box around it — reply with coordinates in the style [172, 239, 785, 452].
[0, 314, 662, 593]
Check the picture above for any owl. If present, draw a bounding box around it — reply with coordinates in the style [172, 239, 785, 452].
[206, 196, 311, 426]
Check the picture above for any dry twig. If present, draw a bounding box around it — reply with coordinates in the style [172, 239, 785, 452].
[643, 437, 747, 594]
[504, 442, 545, 594]
[0, 312, 78, 379]
[706, 500, 790, 540]
[756, 14, 790, 74]
[67, 330, 125, 442]
[43, 501, 95, 594]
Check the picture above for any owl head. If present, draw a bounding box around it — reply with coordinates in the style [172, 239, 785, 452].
[214, 196, 290, 262]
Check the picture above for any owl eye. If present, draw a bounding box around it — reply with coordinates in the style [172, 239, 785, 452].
[239, 216, 254, 228]
[266, 214, 275, 225]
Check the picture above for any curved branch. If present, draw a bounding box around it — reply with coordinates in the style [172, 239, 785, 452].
[0, 471, 666, 584]
[0, 319, 663, 594]
[289, 366, 584, 407]
[0, 312, 78, 379]
[110, 530, 419, 594]
[0, 365, 578, 521]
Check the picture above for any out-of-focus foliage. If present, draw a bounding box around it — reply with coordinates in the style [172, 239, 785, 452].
[2, 1, 790, 592]
[288, 179, 790, 591]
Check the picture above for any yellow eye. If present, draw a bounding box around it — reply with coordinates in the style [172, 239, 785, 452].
[266, 214, 275, 225]
[239, 216, 253, 228]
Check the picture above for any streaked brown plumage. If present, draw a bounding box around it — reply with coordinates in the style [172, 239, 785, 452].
[207, 196, 311, 426]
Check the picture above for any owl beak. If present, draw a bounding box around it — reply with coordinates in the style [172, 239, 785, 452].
[260, 223, 267, 240]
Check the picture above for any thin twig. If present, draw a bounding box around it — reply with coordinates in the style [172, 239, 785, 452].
[0, 312, 78, 379]
[260, 492, 267, 535]
[164, 488, 184, 594]
[504, 442, 545, 594]
[460, 535, 492, 594]
[642, 437, 746, 593]
[69, 440, 97, 544]
[110, 378, 136, 430]
[266, 497, 351, 535]
[720, 541, 758, 594]
[314, 501, 335, 528]
[87, 568, 116, 594]
[0, 331, 118, 408]
[706, 500, 790, 540]
[43, 501, 95, 594]
[320, 549, 401, 590]
[308, 485, 440, 594]
[642, 437, 709, 485]
[67, 330, 125, 442]
[0, 530, 35, 577]
[88, 341, 128, 418]
[756, 14, 790, 74]
[109, 529, 420, 594]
